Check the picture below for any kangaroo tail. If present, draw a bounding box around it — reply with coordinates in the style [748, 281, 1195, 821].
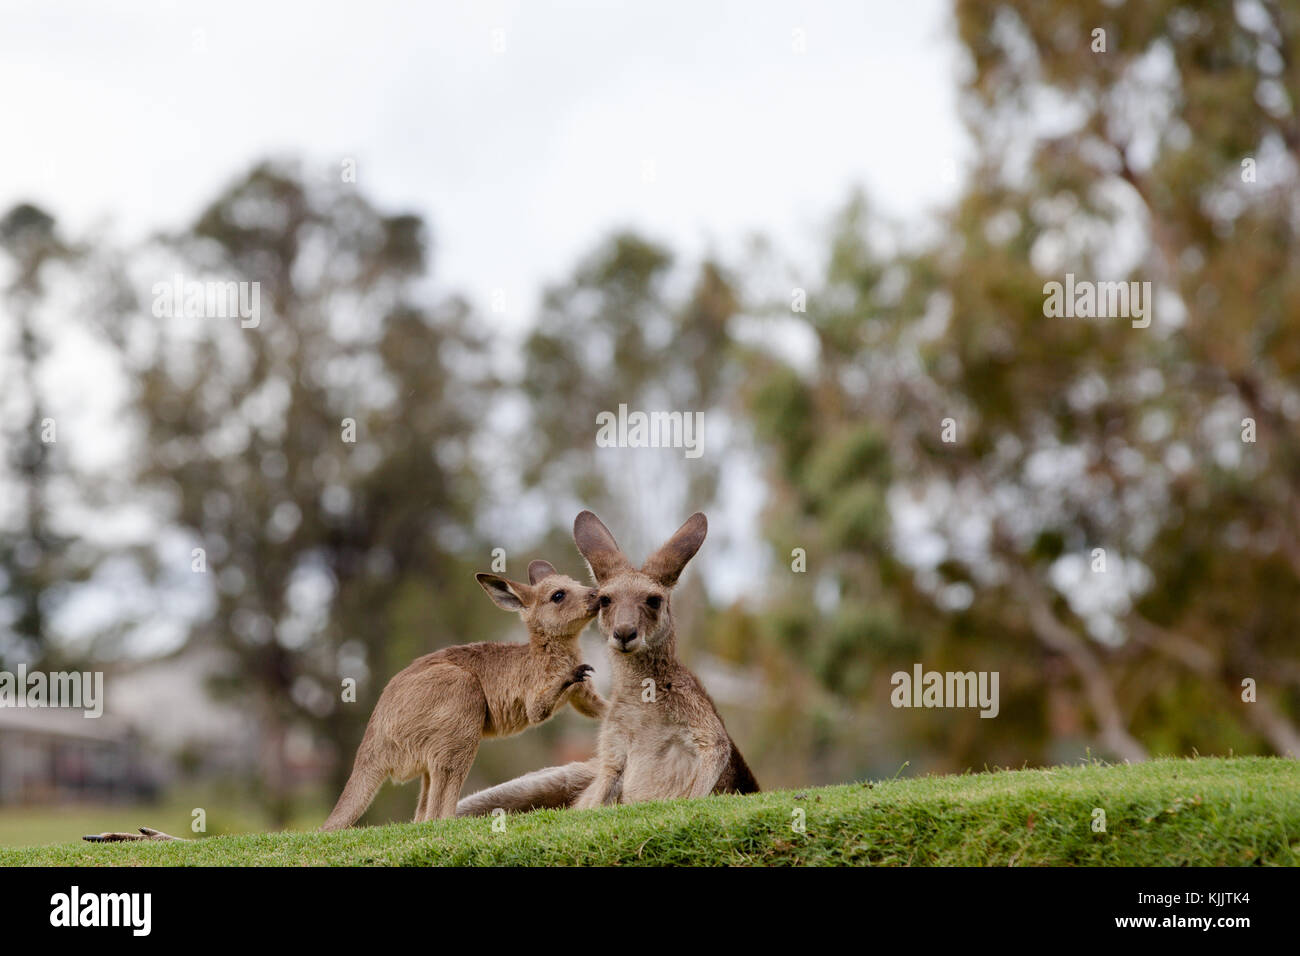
[321, 760, 387, 831]
[456, 759, 596, 817]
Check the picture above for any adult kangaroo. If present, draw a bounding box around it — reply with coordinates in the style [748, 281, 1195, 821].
[456, 510, 757, 817]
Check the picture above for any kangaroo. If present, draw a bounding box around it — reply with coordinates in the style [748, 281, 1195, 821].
[318, 560, 606, 829]
[456, 510, 757, 817]
[85, 559, 606, 842]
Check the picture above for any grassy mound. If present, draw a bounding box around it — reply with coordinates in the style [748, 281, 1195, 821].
[4, 756, 1297, 866]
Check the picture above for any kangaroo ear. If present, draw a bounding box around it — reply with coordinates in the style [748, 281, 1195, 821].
[573, 510, 631, 583]
[527, 560, 557, 585]
[642, 512, 708, 587]
[476, 573, 532, 611]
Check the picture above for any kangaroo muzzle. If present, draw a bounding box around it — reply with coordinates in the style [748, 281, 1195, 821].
[611, 625, 640, 652]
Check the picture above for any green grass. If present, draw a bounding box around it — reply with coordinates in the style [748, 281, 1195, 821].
[0, 791, 327, 850]
[3, 756, 1297, 866]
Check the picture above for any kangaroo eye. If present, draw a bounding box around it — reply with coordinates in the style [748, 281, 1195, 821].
[599, 594, 611, 608]
[645, 595, 662, 610]
[551, 590, 566, 603]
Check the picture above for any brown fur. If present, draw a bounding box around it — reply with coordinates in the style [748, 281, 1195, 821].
[318, 560, 606, 830]
[88, 561, 608, 842]
[457, 511, 758, 817]
[455, 759, 598, 817]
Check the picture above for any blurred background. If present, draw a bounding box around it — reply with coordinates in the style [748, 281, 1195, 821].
[1, 0, 1298, 844]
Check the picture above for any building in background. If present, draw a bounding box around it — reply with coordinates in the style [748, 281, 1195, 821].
[0, 708, 152, 804]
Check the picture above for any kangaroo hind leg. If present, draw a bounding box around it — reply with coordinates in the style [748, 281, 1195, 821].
[414, 772, 432, 822]
[426, 734, 480, 820]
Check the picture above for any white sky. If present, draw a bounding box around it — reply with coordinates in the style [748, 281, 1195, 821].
[1, 1, 970, 637]
[1, 0, 965, 330]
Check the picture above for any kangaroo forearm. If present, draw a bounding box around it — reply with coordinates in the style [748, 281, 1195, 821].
[568, 683, 608, 719]
[527, 661, 596, 724]
[524, 695, 558, 725]
[526, 679, 572, 724]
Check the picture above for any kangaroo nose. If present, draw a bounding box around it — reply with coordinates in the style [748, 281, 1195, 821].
[613, 627, 638, 648]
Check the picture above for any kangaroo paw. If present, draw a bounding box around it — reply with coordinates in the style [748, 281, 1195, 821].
[564, 663, 594, 687]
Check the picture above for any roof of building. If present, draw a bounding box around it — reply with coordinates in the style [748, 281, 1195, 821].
[0, 706, 129, 742]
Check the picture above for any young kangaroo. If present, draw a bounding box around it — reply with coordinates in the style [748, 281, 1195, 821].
[458, 511, 758, 817]
[86, 560, 606, 842]
[318, 560, 607, 829]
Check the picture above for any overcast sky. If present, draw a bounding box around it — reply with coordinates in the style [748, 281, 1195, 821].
[2, 0, 965, 329]
[2, 2, 970, 638]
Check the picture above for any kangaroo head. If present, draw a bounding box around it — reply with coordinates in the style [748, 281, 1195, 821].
[476, 559, 599, 641]
[573, 510, 707, 656]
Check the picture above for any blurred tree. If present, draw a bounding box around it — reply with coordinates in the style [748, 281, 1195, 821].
[0, 204, 91, 670]
[745, 0, 1300, 769]
[123, 162, 496, 821]
[939, 0, 1300, 757]
[518, 233, 737, 556]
